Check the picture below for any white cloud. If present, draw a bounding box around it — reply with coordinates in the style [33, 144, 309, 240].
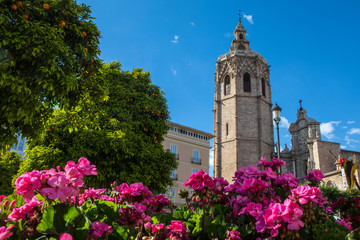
[347, 121, 355, 124]
[279, 117, 290, 129]
[348, 128, 360, 135]
[224, 33, 232, 38]
[345, 135, 360, 145]
[243, 14, 254, 24]
[171, 68, 177, 76]
[320, 121, 341, 140]
[341, 145, 347, 149]
[341, 126, 348, 129]
[170, 35, 179, 44]
[190, 22, 195, 27]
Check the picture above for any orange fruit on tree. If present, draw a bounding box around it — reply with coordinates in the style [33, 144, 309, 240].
[43, 3, 50, 10]
[59, 21, 66, 27]
[17, 1, 23, 7]
[10, 4, 17, 10]
[81, 31, 87, 37]
[24, 14, 29, 20]
[84, 48, 88, 52]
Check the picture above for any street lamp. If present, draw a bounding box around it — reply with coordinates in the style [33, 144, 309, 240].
[272, 102, 282, 173]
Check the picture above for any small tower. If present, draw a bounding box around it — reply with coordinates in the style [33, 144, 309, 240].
[288, 103, 321, 180]
[213, 16, 274, 181]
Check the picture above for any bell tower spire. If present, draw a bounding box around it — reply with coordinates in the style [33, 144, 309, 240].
[230, 11, 251, 52]
[213, 14, 274, 181]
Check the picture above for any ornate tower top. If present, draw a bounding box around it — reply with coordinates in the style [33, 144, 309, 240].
[230, 12, 251, 52]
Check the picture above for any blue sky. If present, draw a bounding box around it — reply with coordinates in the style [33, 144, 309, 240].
[82, 0, 360, 159]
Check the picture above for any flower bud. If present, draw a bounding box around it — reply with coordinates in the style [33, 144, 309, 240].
[144, 222, 152, 232]
[9, 200, 16, 210]
[2, 200, 9, 209]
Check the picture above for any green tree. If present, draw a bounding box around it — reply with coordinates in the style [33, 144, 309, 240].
[0, 0, 103, 147]
[22, 62, 177, 193]
[0, 151, 22, 195]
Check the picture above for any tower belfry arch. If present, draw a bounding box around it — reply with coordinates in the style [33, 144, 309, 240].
[213, 17, 275, 181]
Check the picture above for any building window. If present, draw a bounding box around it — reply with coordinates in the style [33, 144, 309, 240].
[165, 188, 176, 203]
[170, 144, 179, 160]
[261, 78, 266, 97]
[192, 150, 201, 164]
[224, 75, 230, 95]
[243, 73, 251, 92]
[239, 34, 244, 39]
[170, 169, 177, 180]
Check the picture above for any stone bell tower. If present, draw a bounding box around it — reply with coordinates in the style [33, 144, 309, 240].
[213, 17, 274, 181]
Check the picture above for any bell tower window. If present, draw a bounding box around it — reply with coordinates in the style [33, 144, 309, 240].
[243, 73, 251, 92]
[261, 78, 266, 97]
[224, 75, 230, 95]
[239, 34, 244, 39]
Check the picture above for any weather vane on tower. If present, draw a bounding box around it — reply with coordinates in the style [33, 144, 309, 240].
[238, 10, 242, 22]
[299, 99, 303, 111]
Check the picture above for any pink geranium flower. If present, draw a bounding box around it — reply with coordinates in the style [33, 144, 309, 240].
[283, 199, 304, 230]
[274, 173, 299, 189]
[183, 169, 214, 191]
[239, 202, 263, 218]
[87, 221, 113, 239]
[14, 170, 41, 202]
[304, 169, 325, 182]
[60, 233, 73, 240]
[167, 221, 189, 240]
[336, 220, 352, 231]
[77, 157, 97, 176]
[8, 197, 42, 221]
[152, 223, 164, 234]
[0, 225, 14, 240]
[40, 175, 73, 202]
[225, 230, 242, 240]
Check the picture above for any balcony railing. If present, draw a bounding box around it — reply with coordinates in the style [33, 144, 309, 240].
[191, 158, 201, 165]
[170, 173, 178, 180]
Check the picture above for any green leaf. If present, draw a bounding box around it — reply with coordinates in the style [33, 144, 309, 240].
[63, 206, 81, 225]
[112, 223, 127, 240]
[94, 200, 118, 222]
[37, 206, 57, 234]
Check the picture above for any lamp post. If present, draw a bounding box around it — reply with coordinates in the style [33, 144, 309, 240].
[272, 102, 282, 173]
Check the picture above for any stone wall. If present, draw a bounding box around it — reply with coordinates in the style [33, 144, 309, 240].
[323, 170, 344, 190]
[312, 140, 339, 174]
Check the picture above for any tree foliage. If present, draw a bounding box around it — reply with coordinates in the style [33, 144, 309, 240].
[0, 0, 103, 146]
[23, 62, 177, 193]
[0, 151, 22, 195]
